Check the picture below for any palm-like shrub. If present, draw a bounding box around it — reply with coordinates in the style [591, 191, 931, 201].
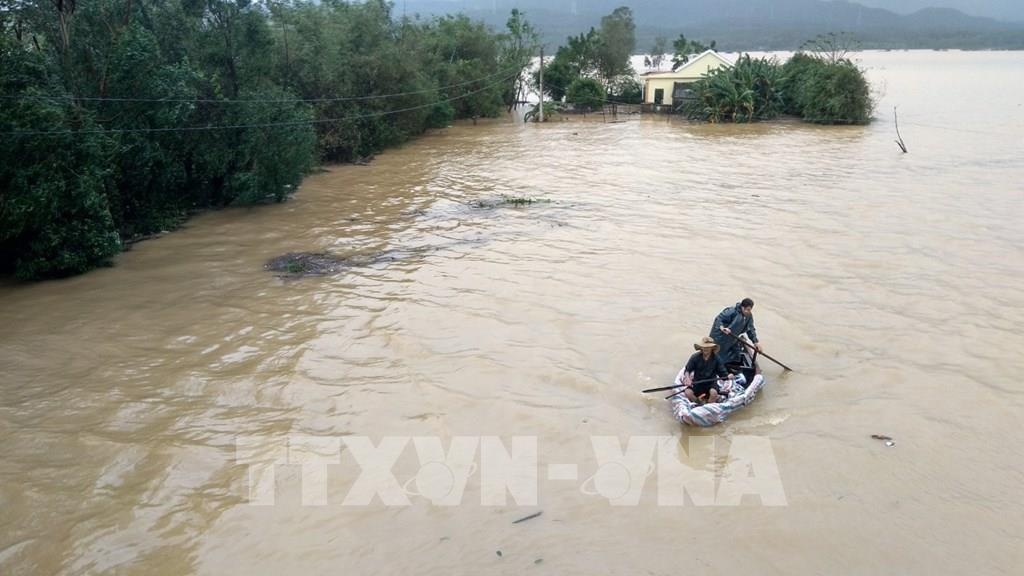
[686, 55, 783, 122]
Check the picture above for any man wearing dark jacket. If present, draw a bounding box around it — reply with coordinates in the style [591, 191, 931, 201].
[710, 298, 763, 366]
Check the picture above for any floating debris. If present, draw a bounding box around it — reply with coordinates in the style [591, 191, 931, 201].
[471, 195, 553, 209]
[871, 434, 896, 447]
[501, 195, 552, 207]
[496, 550, 503, 558]
[264, 252, 346, 277]
[512, 511, 543, 524]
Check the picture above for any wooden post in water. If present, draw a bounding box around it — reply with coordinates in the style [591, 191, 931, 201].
[538, 46, 544, 123]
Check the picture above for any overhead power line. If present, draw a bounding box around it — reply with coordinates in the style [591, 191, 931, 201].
[1, 70, 520, 138]
[0, 66, 525, 105]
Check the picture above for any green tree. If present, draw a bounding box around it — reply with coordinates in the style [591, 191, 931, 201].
[536, 28, 600, 101]
[566, 77, 605, 112]
[608, 75, 642, 104]
[0, 1, 533, 279]
[596, 6, 635, 82]
[0, 36, 120, 279]
[500, 9, 539, 111]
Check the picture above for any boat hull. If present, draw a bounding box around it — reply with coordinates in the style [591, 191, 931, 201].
[669, 373, 766, 427]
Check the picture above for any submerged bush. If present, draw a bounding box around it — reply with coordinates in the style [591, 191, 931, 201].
[688, 50, 873, 124]
[524, 101, 562, 122]
[791, 59, 874, 124]
[566, 77, 606, 111]
[686, 55, 784, 123]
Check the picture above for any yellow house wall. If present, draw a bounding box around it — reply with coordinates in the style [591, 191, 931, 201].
[644, 78, 683, 105]
[643, 52, 729, 106]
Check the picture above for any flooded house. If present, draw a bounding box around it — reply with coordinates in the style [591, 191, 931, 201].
[641, 50, 734, 110]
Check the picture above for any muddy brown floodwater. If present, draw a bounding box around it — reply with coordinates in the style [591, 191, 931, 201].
[2, 51, 1023, 575]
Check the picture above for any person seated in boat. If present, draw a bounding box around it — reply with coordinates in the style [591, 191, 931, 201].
[681, 337, 734, 404]
[710, 298, 763, 368]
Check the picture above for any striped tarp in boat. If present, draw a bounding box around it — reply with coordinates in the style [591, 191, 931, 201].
[668, 370, 766, 427]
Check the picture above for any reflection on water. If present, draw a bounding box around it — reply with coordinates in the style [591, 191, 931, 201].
[1, 51, 1023, 575]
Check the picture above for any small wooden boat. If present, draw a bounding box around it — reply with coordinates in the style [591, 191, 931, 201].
[667, 344, 765, 427]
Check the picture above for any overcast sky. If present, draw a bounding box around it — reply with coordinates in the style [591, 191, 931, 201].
[411, 0, 1023, 22]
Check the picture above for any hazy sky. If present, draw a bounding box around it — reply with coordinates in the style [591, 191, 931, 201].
[417, 0, 1024, 21]
[812, 0, 1020, 21]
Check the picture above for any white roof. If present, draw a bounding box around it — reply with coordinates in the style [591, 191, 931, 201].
[640, 50, 733, 78]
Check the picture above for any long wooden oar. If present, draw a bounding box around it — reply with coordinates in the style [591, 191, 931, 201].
[725, 331, 793, 372]
[642, 377, 720, 394]
[665, 378, 737, 400]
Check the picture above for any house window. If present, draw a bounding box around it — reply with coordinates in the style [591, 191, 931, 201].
[654, 88, 664, 105]
[672, 82, 693, 102]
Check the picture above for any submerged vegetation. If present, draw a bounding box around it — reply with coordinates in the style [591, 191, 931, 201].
[687, 54, 785, 123]
[500, 195, 552, 206]
[265, 252, 347, 277]
[0, 1, 537, 280]
[687, 34, 874, 125]
[472, 195, 553, 208]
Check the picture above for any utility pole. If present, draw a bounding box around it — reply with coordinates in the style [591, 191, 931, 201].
[538, 46, 544, 123]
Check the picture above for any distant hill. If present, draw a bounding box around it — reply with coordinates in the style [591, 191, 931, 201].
[400, 0, 1024, 49]
[854, 0, 1023, 22]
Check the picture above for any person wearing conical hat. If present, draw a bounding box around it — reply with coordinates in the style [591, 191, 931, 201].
[681, 336, 733, 404]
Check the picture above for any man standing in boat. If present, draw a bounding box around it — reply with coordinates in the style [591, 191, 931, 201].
[710, 298, 763, 368]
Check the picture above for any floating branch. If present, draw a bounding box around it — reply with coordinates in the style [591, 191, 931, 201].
[894, 106, 908, 153]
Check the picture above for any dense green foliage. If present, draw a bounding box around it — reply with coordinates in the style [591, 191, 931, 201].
[687, 50, 873, 125]
[535, 5, 636, 106]
[785, 58, 873, 124]
[594, 6, 634, 82]
[0, 1, 533, 280]
[565, 77, 605, 112]
[687, 54, 783, 122]
[607, 75, 642, 104]
[537, 28, 599, 102]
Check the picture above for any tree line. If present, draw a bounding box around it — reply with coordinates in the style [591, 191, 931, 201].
[0, 1, 537, 280]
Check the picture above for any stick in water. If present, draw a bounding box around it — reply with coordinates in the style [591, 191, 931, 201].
[513, 511, 543, 524]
